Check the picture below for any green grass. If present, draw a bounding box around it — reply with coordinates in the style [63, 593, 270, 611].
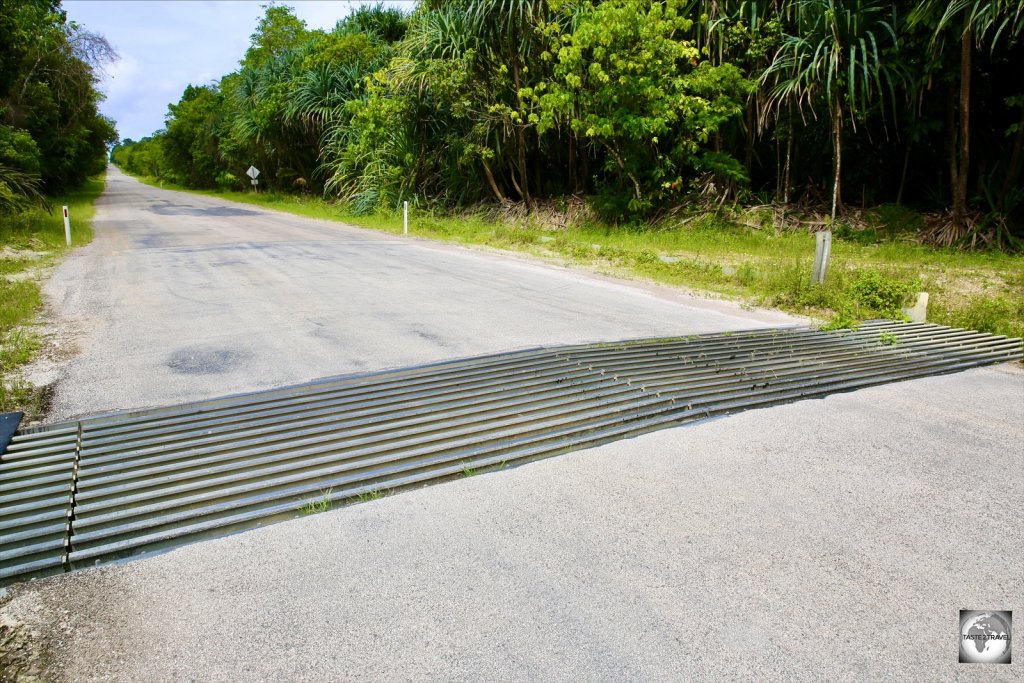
[879, 331, 900, 346]
[0, 173, 104, 418]
[0, 175, 101, 250]
[124, 170, 1024, 341]
[353, 489, 385, 503]
[299, 487, 334, 514]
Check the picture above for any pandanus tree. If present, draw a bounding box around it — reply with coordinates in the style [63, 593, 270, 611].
[0, 162, 46, 212]
[392, 0, 552, 206]
[687, 1, 793, 184]
[341, 3, 409, 44]
[763, 0, 904, 221]
[463, 0, 551, 208]
[318, 5, 482, 208]
[910, 0, 1024, 244]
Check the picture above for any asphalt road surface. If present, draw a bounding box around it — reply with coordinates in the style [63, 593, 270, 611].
[38, 167, 793, 421]
[3, 168, 1022, 681]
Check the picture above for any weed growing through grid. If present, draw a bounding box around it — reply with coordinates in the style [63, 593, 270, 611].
[299, 487, 334, 514]
[879, 331, 900, 346]
[354, 489, 385, 503]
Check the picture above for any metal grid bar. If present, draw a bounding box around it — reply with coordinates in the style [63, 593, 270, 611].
[0, 322, 1019, 585]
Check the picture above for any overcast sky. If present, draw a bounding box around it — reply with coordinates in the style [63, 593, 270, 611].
[63, 1, 415, 142]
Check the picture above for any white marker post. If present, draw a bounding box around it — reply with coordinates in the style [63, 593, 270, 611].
[403, 201, 408, 235]
[62, 205, 71, 246]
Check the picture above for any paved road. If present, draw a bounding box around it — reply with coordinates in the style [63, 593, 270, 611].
[3, 168, 1021, 680]
[37, 167, 793, 421]
[3, 365, 1022, 681]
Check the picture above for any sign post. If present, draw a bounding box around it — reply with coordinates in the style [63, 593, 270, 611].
[403, 201, 408, 235]
[246, 165, 261, 192]
[62, 205, 71, 246]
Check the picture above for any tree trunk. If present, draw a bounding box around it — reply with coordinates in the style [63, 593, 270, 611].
[744, 98, 755, 174]
[568, 133, 577, 195]
[508, 161, 524, 199]
[896, 141, 911, 205]
[482, 158, 505, 202]
[952, 28, 972, 228]
[512, 56, 533, 210]
[783, 112, 793, 204]
[1000, 105, 1024, 204]
[580, 139, 589, 194]
[515, 134, 531, 204]
[608, 147, 642, 201]
[830, 103, 843, 222]
[775, 135, 782, 202]
[947, 86, 959, 211]
[534, 132, 543, 198]
[12, 51, 45, 125]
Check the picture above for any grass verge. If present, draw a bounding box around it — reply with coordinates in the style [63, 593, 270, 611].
[126, 172, 1024, 340]
[0, 174, 104, 419]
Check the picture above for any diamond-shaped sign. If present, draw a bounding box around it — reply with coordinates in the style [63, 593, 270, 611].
[246, 165, 261, 179]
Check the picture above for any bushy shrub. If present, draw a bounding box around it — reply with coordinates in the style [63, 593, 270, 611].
[848, 269, 919, 318]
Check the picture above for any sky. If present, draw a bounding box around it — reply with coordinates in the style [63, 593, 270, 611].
[63, 1, 415, 142]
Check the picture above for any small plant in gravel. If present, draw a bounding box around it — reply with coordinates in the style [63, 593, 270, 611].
[299, 487, 334, 514]
[354, 489, 385, 503]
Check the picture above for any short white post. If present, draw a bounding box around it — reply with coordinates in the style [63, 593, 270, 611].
[403, 201, 408, 235]
[62, 205, 71, 246]
[811, 230, 832, 285]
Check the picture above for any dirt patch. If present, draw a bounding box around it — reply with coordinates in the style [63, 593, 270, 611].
[0, 592, 54, 683]
[0, 569, 133, 683]
[15, 303, 87, 427]
[472, 197, 595, 231]
[0, 248, 50, 262]
[2, 270, 43, 284]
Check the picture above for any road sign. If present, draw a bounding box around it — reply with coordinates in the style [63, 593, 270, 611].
[246, 165, 261, 179]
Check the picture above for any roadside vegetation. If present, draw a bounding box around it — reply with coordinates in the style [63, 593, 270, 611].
[0, 0, 114, 418]
[110, 2, 1023, 248]
[0, 176, 103, 418]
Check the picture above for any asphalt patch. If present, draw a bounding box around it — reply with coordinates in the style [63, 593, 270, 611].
[147, 202, 260, 217]
[167, 348, 248, 375]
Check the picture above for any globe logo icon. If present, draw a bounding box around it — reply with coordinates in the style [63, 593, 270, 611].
[960, 611, 1012, 664]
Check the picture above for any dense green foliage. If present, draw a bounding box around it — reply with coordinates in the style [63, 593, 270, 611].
[0, 0, 116, 208]
[111, 1, 1024, 244]
[1, 0, 110, 416]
